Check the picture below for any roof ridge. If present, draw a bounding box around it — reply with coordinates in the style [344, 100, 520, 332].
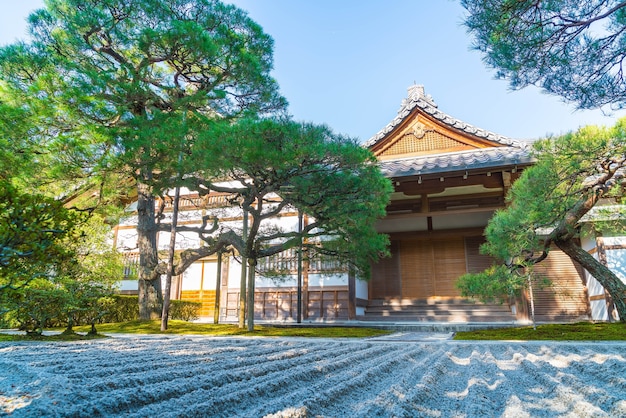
[365, 85, 529, 150]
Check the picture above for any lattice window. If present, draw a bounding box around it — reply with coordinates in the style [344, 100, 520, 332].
[257, 248, 346, 275]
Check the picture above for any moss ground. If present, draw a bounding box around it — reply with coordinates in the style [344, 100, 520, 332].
[454, 321, 626, 341]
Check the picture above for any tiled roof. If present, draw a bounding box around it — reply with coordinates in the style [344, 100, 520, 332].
[379, 146, 533, 178]
[365, 85, 529, 150]
[368, 85, 532, 177]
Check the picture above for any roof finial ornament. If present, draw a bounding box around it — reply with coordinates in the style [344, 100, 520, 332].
[407, 83, 437, 107]
[408, 84, 425, 99]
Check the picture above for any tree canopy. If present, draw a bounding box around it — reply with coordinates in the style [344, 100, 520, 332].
[0, 181, 81, 294]
[0, 0, 286, 195]
[459, 118, 626, 321]
[187, 118, 391, 278]
[0, 0, 287, 319]
[462, 0, 626, 109]
[182, 117, 391, 329]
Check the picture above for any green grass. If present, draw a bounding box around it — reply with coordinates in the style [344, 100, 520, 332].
[64, 320, 392, 338]
[5, 321, 624, 342]
[454, 322, 626, 341]
[0, 332, 107, 342]
[0, 321, 390, 341]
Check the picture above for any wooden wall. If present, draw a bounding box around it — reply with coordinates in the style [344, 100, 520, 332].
[530, 247, 589, 321]
[369, 232, 591, 321]
[370, 233, 483, 299]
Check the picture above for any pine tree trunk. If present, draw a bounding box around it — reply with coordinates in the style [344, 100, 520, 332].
[238, 209, 248, 329]
[247, 258, 256, 332]
[137, 180, 161, 320]
[214, 252, 222, 324]
[161, 186, 180, 331]
[555, 238, 626, 321]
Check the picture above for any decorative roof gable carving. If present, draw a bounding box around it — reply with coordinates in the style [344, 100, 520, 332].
[379, 129, 474, 157]
[368, 85, 532, 177]
[366, 85, 528, 152]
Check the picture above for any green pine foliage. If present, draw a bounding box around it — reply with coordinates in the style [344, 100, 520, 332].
[462, 0, 626, 109]
[188, 118, 392, 280]
[0, 0, 288, 319]
[457, 118, 626, 319]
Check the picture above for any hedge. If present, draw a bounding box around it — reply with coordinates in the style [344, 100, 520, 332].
[0, 294, 202, 329]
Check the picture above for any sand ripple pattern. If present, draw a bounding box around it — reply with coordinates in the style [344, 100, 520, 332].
[1, 336, 625, 417]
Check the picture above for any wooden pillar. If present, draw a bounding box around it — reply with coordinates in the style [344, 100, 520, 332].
[303, 215, 310, 320]
[348, 267, 356, 320]
[213, 252, 222, 324]
[421, 194, 429, 213]
[220, 254, 229, 321]
[596, 236, 616, 320]
[502, 171, 512, 199]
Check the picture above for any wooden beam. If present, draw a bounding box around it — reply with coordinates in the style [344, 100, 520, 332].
[396, 172, 503, 196]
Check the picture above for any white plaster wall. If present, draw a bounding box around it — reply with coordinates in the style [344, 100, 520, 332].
[202, 262, 218, 290]
[116, 229, 137, 250]
[118, 214, 138, 227]
[224, 266, 348, 289]
[356, 278, 368, 299]
[159, 209, 204, 224]
[181, 263, 202, 290]
[579, 233, 608, 320]
[255, 274, 297, 288]
[119, 280, 138, 292]
[587, 276, 607, 298]
[157, 230, 204, 250]
[356, 278, 369, 316]
[580, 234, 596, 252]
[308, 273, 347, 287]
[603, 236, 626, 246]
[432, 211, 493, 230]
[587, 275, 609, 321]
[228, 256, 243, 289]
[606, 248, 626, 283]
[590, 300, 609, 321]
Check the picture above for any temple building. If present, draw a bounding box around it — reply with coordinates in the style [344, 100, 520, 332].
[115, 85, 625, 323]
[361, 85, 586, 322]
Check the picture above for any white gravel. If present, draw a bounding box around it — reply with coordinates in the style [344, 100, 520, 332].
[1, 334, 625, 417]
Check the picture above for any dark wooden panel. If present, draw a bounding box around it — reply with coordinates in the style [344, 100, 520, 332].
[401, 239, 434, 298]
[223, 287, 350, 320]
[370, 240, 401, 298]
[433, 238, 465, 296]
[531, 247, 589, 320]
[465, 235, 495, 273]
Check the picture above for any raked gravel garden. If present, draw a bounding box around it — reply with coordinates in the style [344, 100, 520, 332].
[1, 333, 625, 417]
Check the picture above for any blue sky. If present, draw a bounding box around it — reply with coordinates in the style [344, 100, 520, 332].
[2, 0, 625, 142]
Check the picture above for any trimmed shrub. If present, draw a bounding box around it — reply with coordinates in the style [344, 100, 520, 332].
[0, 294, 201, 329]
[101, 295, 140, 323]
[170, 300, 202, 321]
[100, 296, 201, 322]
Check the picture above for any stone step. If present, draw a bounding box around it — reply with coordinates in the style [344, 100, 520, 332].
[362, 298, 516, 323]
[366, 298, 501, 307]
[357, 314, 517, 323]
[364, 309, 511, 317]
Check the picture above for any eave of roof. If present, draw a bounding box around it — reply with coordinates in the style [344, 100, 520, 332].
[378, 146, 533, 178]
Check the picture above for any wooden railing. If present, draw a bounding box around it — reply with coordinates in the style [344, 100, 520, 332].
[224, 287, 349, 320]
